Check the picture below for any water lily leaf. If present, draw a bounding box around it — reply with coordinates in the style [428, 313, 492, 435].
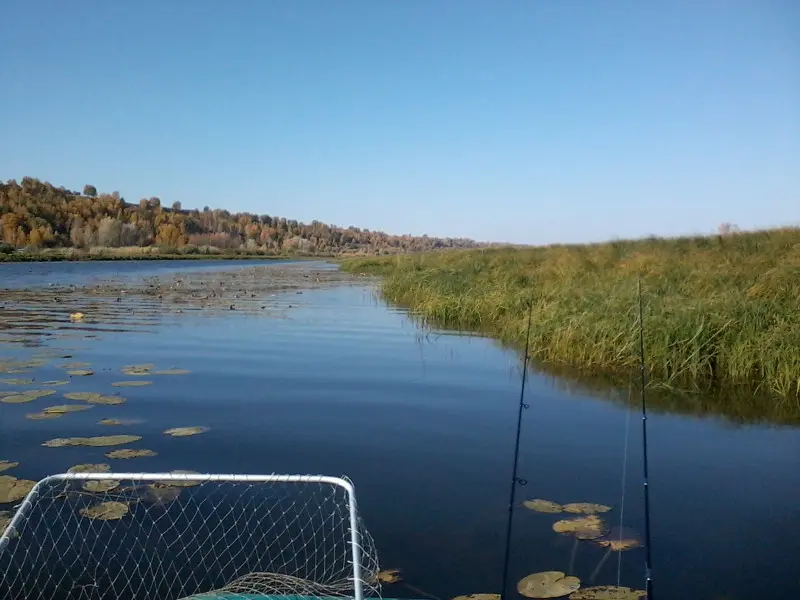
[1, 390, 57, 403]
[43, 404, 94, 414]
[568, 586, 646, 600]
[523, 499, 563, 513]
[79, 501, 129, 521]
[153, 369, 190, 375]
[105, 448, 157, 459]
[42, 380, 70, 386]
[69, 313, 85, 322]
[518, 572, 581, 598]
[163, 426, 209, 437]
[0, 476, 36, 504]
[61, 362, 91, 369]
[42, 435, 142, 448]
[82, 480, 121, 493]
[68, 370, 94, 376]
[121, 365, 154, 376]
[98, 418, 122, 425]
[0, 378, 34, 385]
[563, 503, 612, 515]
[452, 595, 500, 600]
[376, 569, 402, 584]
[141, 485, 181, 507]
[153, 470, 202, 487]
[26, 412, 62, 420]
[0, 510, 18, 539]
[64, 392, 125, 405]
[0, 461, 19, 473]
[68, 464, 111, 474]
[553, 515, 607, 540]
[597, 538, 641, 551]
[111, 381, 152, 387]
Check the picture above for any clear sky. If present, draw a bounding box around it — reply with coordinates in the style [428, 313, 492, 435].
[1, 1, 797, 244]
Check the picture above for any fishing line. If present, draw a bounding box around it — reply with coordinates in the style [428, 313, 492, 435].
[616, 381, 633, 587]
[638, 276, 655, 600]
[499, 299, 534, 600]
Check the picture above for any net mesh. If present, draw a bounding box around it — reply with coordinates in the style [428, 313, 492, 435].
[0, 473, 381, 600]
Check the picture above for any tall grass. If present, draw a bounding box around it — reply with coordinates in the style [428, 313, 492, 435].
[343, 228, 800, 397]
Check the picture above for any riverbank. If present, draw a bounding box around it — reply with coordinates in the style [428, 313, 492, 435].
[0, 246, 335, 263]
[343, 227, 800, 397]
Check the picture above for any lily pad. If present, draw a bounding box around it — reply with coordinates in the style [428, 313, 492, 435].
[0, 510, 17, 538]
[79, 501, 129, 521]
[64, 392, 102, 402]
[82, 480, 121, 493]
[141, 485, 181, 507]
[0, 476, 36, 504]
[163, 426, 209, 437]
[452, 595, 500, 600]
[153, 470, 202, 487]
[523, 499, 563, 513]
[1, 390, 57, 403]
[596, 527, 642, 552]
[111, 381, 152, 387]
[43, 404, 94, 414]
[42, 380, 70, 386]
[61, 362, 90, 369]
[121, 365, 154, 376]
[68, 370, 94, 376]
[26, 412, 62, 420]
[64, 392, 125, 405]
[568, 586, 646, 600]
[105, 448, 157, 459]
[553, 515, 607, 540]
[68, 464, 111, 474]
[563, 503, 612, 515]
[376, 569, 402, 584]
[0, 378, 34, 385]
[42, 435, 142, 448]
[98, 418, 123, 426]
[69, 313, 85, 322]
[0, 461, 19, 473]
[518, 572, 581, 599]
[153, 369, 190, 376]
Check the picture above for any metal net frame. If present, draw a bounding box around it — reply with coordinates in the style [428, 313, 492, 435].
[0, 473, 381, 600]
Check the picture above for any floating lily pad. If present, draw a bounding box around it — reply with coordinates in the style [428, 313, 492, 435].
[79, 501, 129, 521]
[1, 390, 57, 403]
[111, 381, 152, 387]
[82, 480, 121, 493]
[121, 365, 154, 376]
[153, 369, 190, 376]
[376, 569, 402, 584]
[553, 515, 607, 540]
[0, 378, 34, 385]
[42, 380, 70, 386]
[105, 448, 157, 459]
[597, 538, 641, 551]
[43, 404, 94, 414]
[153, 470, 202, 487]
[98, 418, 123, 425]
[26, 412, 62, 420]
[163, 426, 209, 437]
[523, 499, 563, 513]
[43, 435, 142, 448]
[596, 527, 642, 552]
[568, 586, 646, 600]
[452, 595, 500, 600]
[0, 510, 17, 538]
[0, 476, 36, 504]
[64, 392, 125, 405]
[142, 485, 181, 507]
[68, 464, 111, 474]
[61, 362, 91, 369]
[68, 370, 94, 376]
[0, 461, 19, 473]
[69, 313, 85, 322]
[563, 503, 612, 515]
[518, 572, 581, 598]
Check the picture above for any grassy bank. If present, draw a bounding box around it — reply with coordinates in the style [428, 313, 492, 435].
[343, 228, 800, 397]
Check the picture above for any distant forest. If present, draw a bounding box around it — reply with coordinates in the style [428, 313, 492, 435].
[0, 177, 481, 255]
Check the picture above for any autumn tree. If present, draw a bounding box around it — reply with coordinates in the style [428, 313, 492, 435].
[83, 184, 97, 197]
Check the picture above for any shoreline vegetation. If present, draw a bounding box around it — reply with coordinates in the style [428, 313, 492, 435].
[1, 177, 483, 261]
[342, 227, 800, 401]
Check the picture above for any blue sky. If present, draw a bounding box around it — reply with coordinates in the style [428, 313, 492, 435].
[1, 1, 797, 244]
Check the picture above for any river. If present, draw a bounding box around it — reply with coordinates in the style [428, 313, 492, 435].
[0, 260, 798, 600]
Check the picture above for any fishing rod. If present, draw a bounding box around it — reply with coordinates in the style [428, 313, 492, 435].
[637, 276, 654, 600]
[499, 299, 534, 600]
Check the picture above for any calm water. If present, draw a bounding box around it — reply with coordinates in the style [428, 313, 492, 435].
[1, 261, 799, 600]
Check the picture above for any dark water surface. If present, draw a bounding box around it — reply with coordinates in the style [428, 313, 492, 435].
[1, 261, 798, 600]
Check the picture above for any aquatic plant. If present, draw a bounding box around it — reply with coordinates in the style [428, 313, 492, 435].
[517, 572, 581, 598]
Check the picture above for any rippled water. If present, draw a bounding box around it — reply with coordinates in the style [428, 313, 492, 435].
[1, 260, 799, 600]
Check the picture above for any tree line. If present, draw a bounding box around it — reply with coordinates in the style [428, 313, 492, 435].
[0, 177, 480, 255]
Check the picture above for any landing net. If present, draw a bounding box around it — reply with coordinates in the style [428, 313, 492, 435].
[0, 473, 381, 600]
